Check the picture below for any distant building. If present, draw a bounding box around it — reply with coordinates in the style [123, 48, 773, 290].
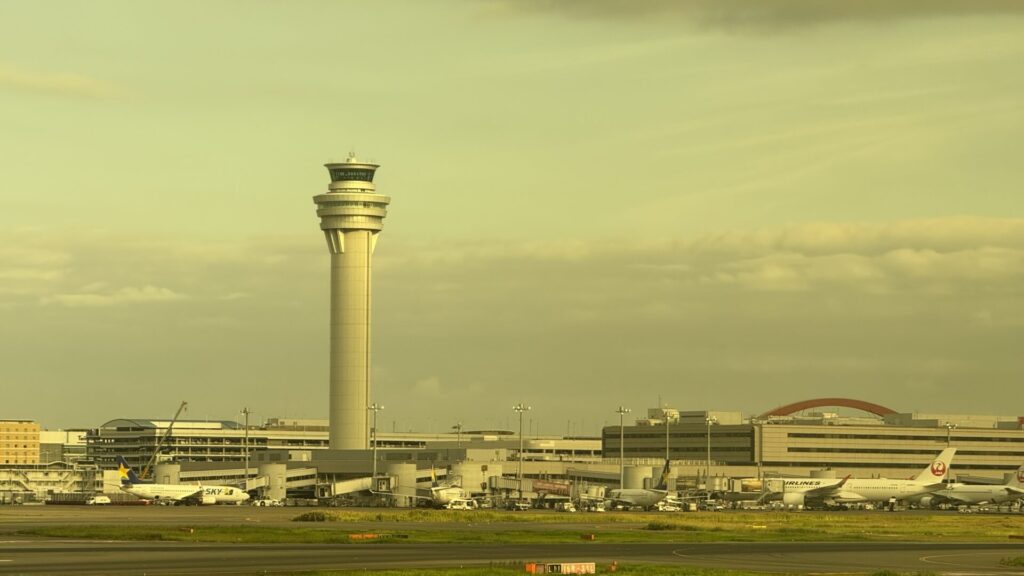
[86, 418, 601, 473]
[39, 429, 88, 464]
[0, 420, 40, 465]
[86, 418, 329, 472]
[0, 461, 102, 503]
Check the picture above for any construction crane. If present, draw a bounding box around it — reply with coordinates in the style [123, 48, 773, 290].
[140, 401, 188, 480]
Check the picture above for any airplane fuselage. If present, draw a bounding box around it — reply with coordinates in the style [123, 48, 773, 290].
[606, 488, 670, 508]
[122, 483, 249, 504]
[778, 478, 940, 504]
[923, 483, 1023, 506]
[827, 479, 938, 503]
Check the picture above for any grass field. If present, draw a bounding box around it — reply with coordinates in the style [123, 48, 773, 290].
[18, 509, 1021, 544]
[275, 568, 807, 576]
[237, 567, 942, 576]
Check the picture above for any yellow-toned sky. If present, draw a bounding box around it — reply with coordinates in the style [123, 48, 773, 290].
[2, 1, 1023, 432]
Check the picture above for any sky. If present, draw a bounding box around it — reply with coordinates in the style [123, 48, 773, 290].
[2, 1, 1023, 435]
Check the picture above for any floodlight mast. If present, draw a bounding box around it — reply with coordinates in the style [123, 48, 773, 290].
[513, 403, 532, 499]
[705, 415, 718, 488]
[615, 406, 631, 488]
[368, 403, 384, 488]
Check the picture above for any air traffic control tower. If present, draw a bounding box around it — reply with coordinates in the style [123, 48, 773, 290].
[313, 154, 391, 450]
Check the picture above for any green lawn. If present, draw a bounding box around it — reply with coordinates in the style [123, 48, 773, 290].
[19, 510, 1019, 544]
[268, 567, 930, 576]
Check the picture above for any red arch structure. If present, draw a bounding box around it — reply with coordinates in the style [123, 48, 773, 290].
[758, 397, 898, 419]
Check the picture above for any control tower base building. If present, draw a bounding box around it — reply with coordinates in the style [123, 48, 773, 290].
[313, 155, 391, 450]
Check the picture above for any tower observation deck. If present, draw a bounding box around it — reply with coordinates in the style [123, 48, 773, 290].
[313, 154, 391, 450]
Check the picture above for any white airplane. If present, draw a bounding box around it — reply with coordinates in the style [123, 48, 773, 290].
[912, 464, 1024, 508]
[428, 483, 470, 506]
[116, 456, 250, 505]
[606, 460, 680, 509]
[405, 468, 471, 508]
[767, 448, 957, 509]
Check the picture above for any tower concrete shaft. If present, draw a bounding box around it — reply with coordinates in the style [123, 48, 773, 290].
[313, 154, 391, 450]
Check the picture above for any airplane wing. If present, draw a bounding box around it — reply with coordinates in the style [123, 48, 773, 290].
[799, 475, 851, 498]
[1005, 486, 1024, 496]
[175, 487, 205, 503]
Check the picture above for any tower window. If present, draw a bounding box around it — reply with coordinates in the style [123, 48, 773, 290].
[329, 168, 375, 182]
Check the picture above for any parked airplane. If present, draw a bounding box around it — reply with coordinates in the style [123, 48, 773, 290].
[116, 456, 250, 505]
[404, 468, 471, 508]
[606, 460, 680, 509]
[912, 463, 1024, 508]
[766, 448, 957, 509]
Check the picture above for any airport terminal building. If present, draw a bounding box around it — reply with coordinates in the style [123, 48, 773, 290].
[4, 399, 1022, 502]
[78, 401, 1024, 484]
[603, 403, 1024, 482]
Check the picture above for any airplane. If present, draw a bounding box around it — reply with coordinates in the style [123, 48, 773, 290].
[401, 467, 472, 508]
[911, 463, 1024, 508]
[765, 448, 957, 509]
[116, 456, 250, 505]
[443, 497, 479, 510]
[606, 460, 681, 509]
[430, 484, 470, 506]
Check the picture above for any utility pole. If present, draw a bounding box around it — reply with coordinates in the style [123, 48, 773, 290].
[615, 406, 631, 488]
[513, 403, 531, 500]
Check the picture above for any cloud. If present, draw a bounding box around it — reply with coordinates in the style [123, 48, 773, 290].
[484, 0, 1024, 29]
[4, 218, 1024, 429]
[0, 244, 70, 297]
[383, 217, 1024, 297]
[219, 292, 252, 301]
[41, 285, 187, 307]
[413, 376, 443, 397]
[0, 62, 119, 99]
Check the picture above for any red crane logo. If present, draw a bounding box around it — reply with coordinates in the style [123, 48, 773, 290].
[931, 461, 947, 477]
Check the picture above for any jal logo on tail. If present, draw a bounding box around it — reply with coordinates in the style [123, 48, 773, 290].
[930, 461, 947, 477]
[1017, 469, 1024, 483]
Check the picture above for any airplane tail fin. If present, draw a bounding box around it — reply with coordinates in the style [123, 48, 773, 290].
[654, 459, 671, 491]
[913, 448, 956, 484]
[115, 456, 143, 486]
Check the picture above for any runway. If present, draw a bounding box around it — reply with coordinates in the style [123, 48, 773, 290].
[2, 538, 1023, 575]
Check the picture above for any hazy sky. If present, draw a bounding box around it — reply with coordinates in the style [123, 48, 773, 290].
[2, 1, 1023, 434]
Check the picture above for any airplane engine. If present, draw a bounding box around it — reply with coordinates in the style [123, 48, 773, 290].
[200, 495, 217, 505]
[917, 496, 934, 508]
[782, 492, 805, 509]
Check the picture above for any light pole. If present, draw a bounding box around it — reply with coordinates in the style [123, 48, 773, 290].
[368, 403, 384, 490]
[241, 407, 250, 491]
[453, 421, 463, 447]
[615, 406, 631, 488]
[513, 403, 531, 500]
[664, 409, 671, 461]
[705, 415, 718, 490]
[944, 421, 957, 447]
